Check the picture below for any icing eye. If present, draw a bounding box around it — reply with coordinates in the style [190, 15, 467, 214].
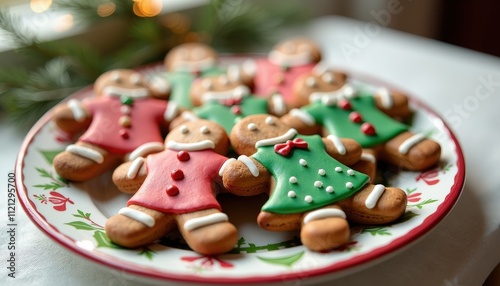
[180, 125, 189, 134]
[111, 72, 122, 83]
[130, 73, 142, 86]
[247, 123, 258, 131]
[202, 79, 213, 90]
[322, 73, 335, 84]
[200, 125, 210, 134]
[343, 85, 356, 98]
[265, 116, 275, 125]
[306, 77, 317, 88]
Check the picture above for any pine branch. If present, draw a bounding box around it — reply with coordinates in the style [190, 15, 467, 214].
[52, 0, 135, 23]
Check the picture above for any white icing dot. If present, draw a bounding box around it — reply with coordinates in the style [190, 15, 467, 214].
[265, 116, 275, 125]
[314, 181, 323, 188]
[120, 105, 131, 115]
[200, 125, 210, 134]
[299, 159, 307, 166]
[346, 182, 354, 189]
[304, 195, 313, 203]
[289, 176, 297, 184]
[130, 73, 142, 85]
[180, 125, 189, 134]
[318, 169, 326, 176]
[335, 167, 342, 172]
[322, 72, 335, 83]
[306, 77, 317, 88]
[247, 123, 257, 131]
[347, 169, 355, 176]
[288, 190, 296, 198]
[326, 186, 334, 193]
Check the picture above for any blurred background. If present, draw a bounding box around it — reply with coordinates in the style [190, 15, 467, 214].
[0, 0, 499, 130]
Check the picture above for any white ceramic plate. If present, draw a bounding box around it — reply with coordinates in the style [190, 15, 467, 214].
[16, 63, 465, 285]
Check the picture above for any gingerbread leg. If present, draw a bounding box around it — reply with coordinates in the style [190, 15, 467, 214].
[337, 184, 407, 225]
[53, 142, 121, 181]
[176, 208, 238, 255]
[351, 149, 378, 182]
[381, 131, 441, 171]
[105, 205, 176, 248]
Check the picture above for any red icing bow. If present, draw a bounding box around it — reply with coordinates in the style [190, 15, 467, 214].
[221, 98, 242, 106]
[274, 138, 308, 156]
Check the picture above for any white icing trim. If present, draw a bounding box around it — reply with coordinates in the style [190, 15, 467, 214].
[103, 86, 150, 98]
[148, 76, 170, 94]
[181, 111, 199, 121]
[201, 85, 250, 103]
[271, 93, 286, 115]
[308, 84, 357, 104]
[127, 157, 145, 179]
[255, 128, 297, 148]
[166, 140, 215, 151]
[183, 213, 229, 231]
[128, 142, 164, 161]
[66, 144, 104, 164]
[398, 133, 426, 154]
[67, 99, 86, 122]
[218, 158, 236, 176]
[268, 50, 313, 67]
[327, 135, 346, 155]
[238, 155, 259, 177]
[164, 102, 179, 122]
[118, 207, 155, 227]
[227, 64, 242, 82]
[303, 208, 346, 224]
[289, 109, 315, 126]
[242, 59, 257, 76]
[365, 184, 386, 209]
[377, 87, 393, 109]
[360, 152, 376, 163]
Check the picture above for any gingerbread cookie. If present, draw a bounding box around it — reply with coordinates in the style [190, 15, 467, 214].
[171, 74, 287, 134]
[221, 115, 407, 252]
[106, 120, 238, 255]
[281, 70, 441, 178]
[52, 69, 178, 182]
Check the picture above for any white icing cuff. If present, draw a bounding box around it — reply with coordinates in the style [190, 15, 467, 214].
[128, 142, 164, 161]
[360, 152, 376, 163]
[365, 184, 386, 209]
[164, 101, 179, 122]
[271, 93, 286, 115]
[237, 155, 259, 177]
[377, 87, 394, 109]
[150, 77, 170, 94]
[184, 213, 229, 231]
[303, 208, 346, 224]
[66, 144, 104, 164]
[290, 109, 315, 126]
[398, 133, 426, 154]
[219, 158, 236, 176]
[327, 135, 346, 155]
[181, 111, 200, 121]
[242, 59, 257, 76]
[227, 64, 242, 82]
[118, 207, 155, 227]
[127, 157, 145, 179]
[67, 99, 86, 122]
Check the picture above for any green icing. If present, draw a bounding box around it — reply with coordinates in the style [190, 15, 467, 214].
[302, 93, 408, 147]
[252, 135, 369, 214]
[193, 96, 269, 134]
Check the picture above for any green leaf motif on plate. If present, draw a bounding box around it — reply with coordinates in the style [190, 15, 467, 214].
[39, 149, 64, 164]
[257, 251, 305, 268]
[408, 199, 439, 209]
[66, 221, 101, 231]
[93, 230, 122, 249]
[362, 227, 391, 236]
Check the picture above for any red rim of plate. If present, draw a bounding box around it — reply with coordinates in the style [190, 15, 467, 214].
[15, 67, 465, 284]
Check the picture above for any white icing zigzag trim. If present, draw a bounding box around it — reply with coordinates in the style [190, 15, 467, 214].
[66, 144, 104, 164]
[119, 207, 155, 227]
[303, 208, 346, 224]
[184, 213, 229, 231]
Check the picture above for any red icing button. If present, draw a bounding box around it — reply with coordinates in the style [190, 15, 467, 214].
[338, 99, 352, 110]
[177, 151, 190, 161]
[119, 129, 129, 139]
[361, 123, 376, 135]
[231, 105, 242, 115]
[171, 169, 184, 181]
[166, 185, 179, 196]
[349, 111, 363, 123]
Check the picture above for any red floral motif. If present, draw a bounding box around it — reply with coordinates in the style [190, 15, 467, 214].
[181, 255, 234, 269]
[416, 168, 440, 185]
[47, 191, 74, 211]
[407, 192, 422, 203]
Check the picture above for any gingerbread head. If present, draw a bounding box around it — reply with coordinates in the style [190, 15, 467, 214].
[268, 38, 322, 67]
[164, 42, 218, 73]
[291, 68, 348, 107]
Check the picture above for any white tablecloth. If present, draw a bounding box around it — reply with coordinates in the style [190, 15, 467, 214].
[1, 16, 499, 285]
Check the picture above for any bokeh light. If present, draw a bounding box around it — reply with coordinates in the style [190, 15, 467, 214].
[30, 0, 52, 13]
[133, 0, 163, 18]
[97, 2, 116, 17]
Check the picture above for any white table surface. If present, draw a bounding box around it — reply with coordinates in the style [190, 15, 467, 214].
[1, 16, 499, 285]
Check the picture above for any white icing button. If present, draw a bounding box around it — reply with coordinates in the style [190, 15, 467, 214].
[247, 123, 257, 131]
[299, 159, 307, 166]
[346, 182, 354, 189]
[347, 169, 355, 176]
[304, 195, 313, 203]
[120, 105, 131, 115]
[288, 190, 296, 198]
[326, 186, 334, 193]
[200, 126, 210, 134]
[289, 176, 298, 184]
[318, 169, 326, 176]
[314, 181, 323, 188]
[335, 167, 342, 172]
[265, 116, 275, 125]
[180, 125, 189, 134]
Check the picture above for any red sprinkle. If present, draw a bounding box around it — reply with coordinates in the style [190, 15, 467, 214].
[349, 111, 363, 123]
[166, 185, 179, 196]
[361, 123, 376, 135]
[171, 169, 185, 181]
[177, 151, 190, 161]
[338, 99, 352, 110]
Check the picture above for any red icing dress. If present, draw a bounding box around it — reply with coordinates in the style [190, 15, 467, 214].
[127, 149, 227, 214]
[78, 96, 168, 154]
[253, 59, 316, 105]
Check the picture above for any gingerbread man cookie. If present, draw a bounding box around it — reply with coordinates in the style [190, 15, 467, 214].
[172, 74, 287, 134]
[282, 70, 441, 179]
[52, 69, 178, 182]
[221, 115, 407, 252]
[106, 120, 237, 255]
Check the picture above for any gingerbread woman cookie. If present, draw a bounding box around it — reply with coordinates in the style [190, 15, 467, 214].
[105, 120, 238, 255]
[172, 74, 287, 134]
[52, 69, 178, 182]
[221, 115, 407, 252]
[281, 70, 441, 178]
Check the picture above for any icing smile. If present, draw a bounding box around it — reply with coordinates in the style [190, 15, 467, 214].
[103, 86, 150, 99]
[174, 58, 216, 72]
[201, 85, 251, 103]
[268, 50, 313, 67]
[309, 84, 356, 104]
[166, 140, 215, 151]
[255, 128, 297, 148]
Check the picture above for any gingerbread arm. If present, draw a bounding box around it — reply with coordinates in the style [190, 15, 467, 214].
[221, 156, 271, 197]
[267, 93, 288, 116]
[374, 89, 411, 119]
[52, 100, 92, 135]
[322, 136, 362, 166]
[112, 158, 148, 194]
[281, 110, 321, 135]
